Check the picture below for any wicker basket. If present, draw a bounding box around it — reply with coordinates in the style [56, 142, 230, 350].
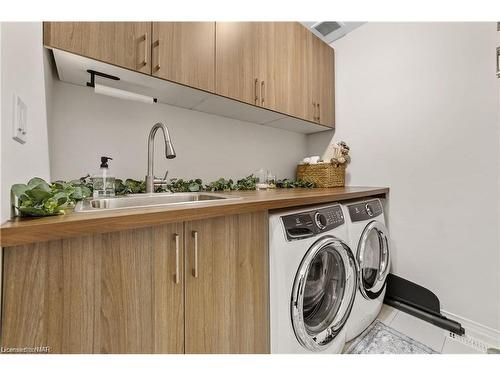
[296, 163, 346, 188]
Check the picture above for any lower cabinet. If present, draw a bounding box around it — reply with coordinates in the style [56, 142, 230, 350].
[184, 213, 269, 353]
[0, 222, 184, 353]
[0, 212, 269, 354]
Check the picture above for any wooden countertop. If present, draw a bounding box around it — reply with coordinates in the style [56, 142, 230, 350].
[0, 186, 388, 247]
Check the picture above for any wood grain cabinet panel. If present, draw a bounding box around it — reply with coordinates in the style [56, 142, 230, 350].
[43, 22, 152, 74]
[310, 33, 335, 127]
[152, 22, 215, 92]
[184, 212, 269, 353]
[1, 237, 100, 353]
[215, 22, 261, 105]
[1, 241, 66, 353]
[216, 22, 334, 126]
[0, 223, 184, 354]
[260, 22, 313, 121]
[151, 223, 185, 354]
[95, 223, 184, 353]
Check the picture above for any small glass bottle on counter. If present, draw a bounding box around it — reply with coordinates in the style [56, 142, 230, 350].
[255, 168, 269, 190]
[267, 171, 276, 189]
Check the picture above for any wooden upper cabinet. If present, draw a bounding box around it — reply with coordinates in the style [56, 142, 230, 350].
[310, 34, 335, 127]
[43, 21, 334, 127]
[216, 22, 334, 126]
[43, 22, 152, 74]
[215, 22, 260, 105]
[152, 22, 215, 92]
[260, 23, 313, 121]
[264, 23, 334, 127]
[184, 212, 270, 354]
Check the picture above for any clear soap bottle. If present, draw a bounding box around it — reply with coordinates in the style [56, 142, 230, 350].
[92, 156, 116, 198]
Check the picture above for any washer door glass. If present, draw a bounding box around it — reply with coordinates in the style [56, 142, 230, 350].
[362, 229, 381, 290]
[358, 221, 391, 299]
[303, 248, 345, 334]
[291, 236, 357, 352]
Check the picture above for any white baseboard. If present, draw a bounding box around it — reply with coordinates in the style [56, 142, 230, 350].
[442, 309, 500, 349]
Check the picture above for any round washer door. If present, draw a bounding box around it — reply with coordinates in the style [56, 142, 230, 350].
[291, 236, 358, 352]
[357, 221, 391, 299]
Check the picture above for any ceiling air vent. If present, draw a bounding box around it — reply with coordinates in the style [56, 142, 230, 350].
[301, 22, 365, 44]
[313, 22, 343, 37]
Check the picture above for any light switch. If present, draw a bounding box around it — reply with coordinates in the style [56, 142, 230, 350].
[12, 94, 27, 144]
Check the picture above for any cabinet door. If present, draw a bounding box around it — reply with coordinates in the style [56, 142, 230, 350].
[43, 22, 152, 74]
[259, 22, 312, 121]
[95, 224, 184, 353]
[1, 240, 82, 353]
[152, 22, 215, 92]
[215, 22, 260, 105]
[0, 223, 184, 354]
[312, 35, 335, 127]
[184, 212, 270, 353]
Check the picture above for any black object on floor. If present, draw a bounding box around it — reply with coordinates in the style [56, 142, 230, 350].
[384, 274, 465, 335]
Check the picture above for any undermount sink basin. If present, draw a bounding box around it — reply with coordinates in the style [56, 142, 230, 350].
[74, 192, 241, 212]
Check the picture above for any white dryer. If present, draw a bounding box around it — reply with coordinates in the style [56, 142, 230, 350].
[343, 198, 391, 342]
[269, 203, 358, 353]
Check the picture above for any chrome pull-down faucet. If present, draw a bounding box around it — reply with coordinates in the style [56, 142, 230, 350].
[145, 122, 176, 193]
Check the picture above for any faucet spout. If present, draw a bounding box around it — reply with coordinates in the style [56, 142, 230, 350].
[146, 122, 176, 193]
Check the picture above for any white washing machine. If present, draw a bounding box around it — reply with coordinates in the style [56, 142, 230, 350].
[269, 203, 358, 353]
[343, 198, 392, 342]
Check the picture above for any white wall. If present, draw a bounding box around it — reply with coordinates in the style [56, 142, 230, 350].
[1, 22, 52, 223]
[48, 81, 307, 183]
[308, 23, 500, 335]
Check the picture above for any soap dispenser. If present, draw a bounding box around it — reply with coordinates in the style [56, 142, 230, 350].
[92, 156, 116, 198]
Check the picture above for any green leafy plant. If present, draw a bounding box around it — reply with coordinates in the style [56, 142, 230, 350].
[11, 177, 92, 217]
[115, 179, 146, 195]
[166, 178, 203, 193]
[276, 179, 315, 189]
[68, 174, 94, 193]
[52, 179, 92, 202]
[205, 177, 235, 192]
[234, 175, 258, 190]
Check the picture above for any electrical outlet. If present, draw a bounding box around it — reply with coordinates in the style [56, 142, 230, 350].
[12, 94, 28, 144]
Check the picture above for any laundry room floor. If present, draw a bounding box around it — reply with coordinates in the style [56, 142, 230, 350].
[344, 304, 485, 354]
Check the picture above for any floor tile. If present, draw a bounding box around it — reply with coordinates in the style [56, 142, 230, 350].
[388, 310, 447, 352]
[441, 336, 483, 354]
[377, 304, 398, 326]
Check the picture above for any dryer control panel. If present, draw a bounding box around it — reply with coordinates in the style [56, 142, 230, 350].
[281, 204, 345, 241]
[348, 199, 383, 222]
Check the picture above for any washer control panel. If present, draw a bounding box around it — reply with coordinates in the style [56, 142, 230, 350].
[282, 204, 345, 241]
[347, 199, 383, 222]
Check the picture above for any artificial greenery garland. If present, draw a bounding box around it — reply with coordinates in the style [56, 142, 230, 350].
[11, 175, 315, 217]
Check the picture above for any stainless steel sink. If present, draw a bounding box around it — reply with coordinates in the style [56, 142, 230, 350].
[74, 192, 241, 212]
